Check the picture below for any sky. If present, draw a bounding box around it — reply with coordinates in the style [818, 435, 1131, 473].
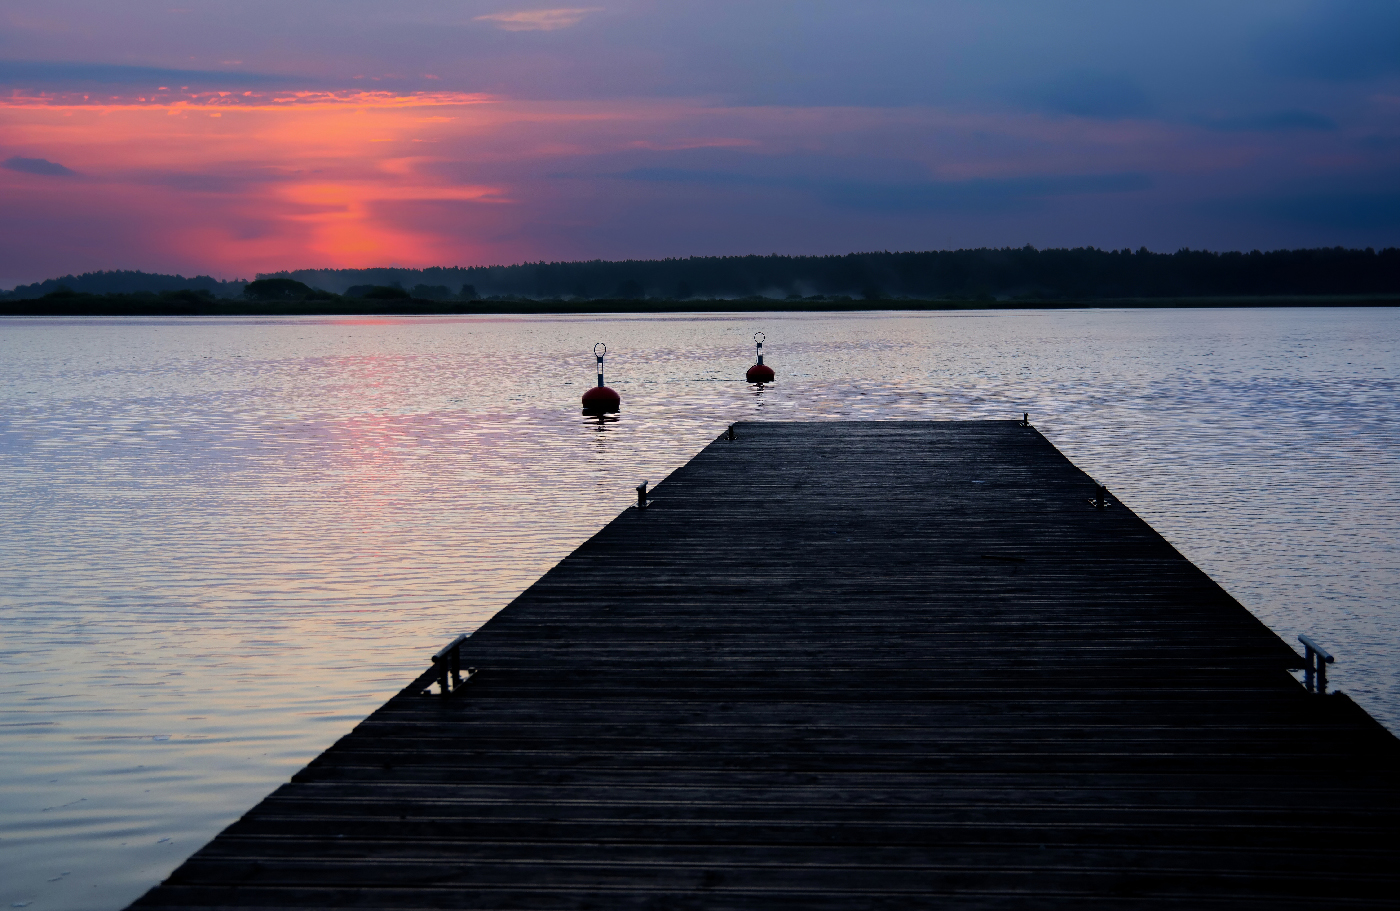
[1, 0, 1398, 285]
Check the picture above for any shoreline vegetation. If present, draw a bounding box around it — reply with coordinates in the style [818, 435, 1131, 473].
[2, 290, 1395, 317]
[4, 246, 1397, 315]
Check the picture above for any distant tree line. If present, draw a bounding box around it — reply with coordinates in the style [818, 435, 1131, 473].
[1, 270, 247, 300]
[5, 247, 1398, 302]
[261, 247, 1399, 301]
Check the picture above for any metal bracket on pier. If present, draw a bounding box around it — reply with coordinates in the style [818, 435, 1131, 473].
[726, 424, 736, 441]
[1020, 412, 1030, 427]
[1299, 634, 1335, 695]
[1088, 485, 1114, 509]
[423, 634, 477, 696]
[635, 481, 651, 509]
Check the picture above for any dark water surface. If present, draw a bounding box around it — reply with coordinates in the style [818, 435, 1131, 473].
[1, 309, 1396, 909]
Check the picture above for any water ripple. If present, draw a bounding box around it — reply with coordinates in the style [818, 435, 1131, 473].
[1, 308, 1396, 909]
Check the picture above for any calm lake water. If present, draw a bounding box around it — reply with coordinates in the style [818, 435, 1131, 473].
[1, 308, 1397, 910]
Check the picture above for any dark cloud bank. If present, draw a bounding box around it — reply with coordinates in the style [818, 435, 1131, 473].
[3, 156, 78, 177]
[596, 169, 1154, 215]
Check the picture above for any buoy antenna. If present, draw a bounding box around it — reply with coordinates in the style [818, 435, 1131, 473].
[593, 343, 606, 386]
[754, 332, 765, 366]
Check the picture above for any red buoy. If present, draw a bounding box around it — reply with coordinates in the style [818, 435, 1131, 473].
[582, 343, 621, 414]
[582, 385, 620, 412]
[746, 332, 775, 384]
[746, 363, 775, 384]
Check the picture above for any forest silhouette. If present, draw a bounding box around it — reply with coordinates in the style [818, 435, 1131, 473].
[3, 246, 1397, 307]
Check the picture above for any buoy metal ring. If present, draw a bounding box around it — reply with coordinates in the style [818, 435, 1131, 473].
[594, 342, 607, 357]
[753, 332, 765, 344]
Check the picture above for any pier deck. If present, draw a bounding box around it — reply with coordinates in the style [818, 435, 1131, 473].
[133, 421, 1398, 909]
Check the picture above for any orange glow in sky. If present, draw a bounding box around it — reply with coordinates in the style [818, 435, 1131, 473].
[0, 91, 527, 276]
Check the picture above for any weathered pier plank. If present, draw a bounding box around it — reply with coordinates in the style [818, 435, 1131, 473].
[131, 421, 1398, 909]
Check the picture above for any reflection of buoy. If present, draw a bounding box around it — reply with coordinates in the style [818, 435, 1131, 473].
[582, 342, 621, 414]
[746, 332, 775, 384]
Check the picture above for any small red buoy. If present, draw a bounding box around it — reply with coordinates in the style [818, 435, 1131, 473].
[582, 342, 621, 414]
[746, 332, 775, 384]
[746, 363, 775, 383]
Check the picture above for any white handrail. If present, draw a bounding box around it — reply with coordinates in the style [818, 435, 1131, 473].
[1298, 634, 1335, 694]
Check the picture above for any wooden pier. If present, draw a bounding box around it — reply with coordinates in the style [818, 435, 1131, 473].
[133, 421, 1399, 909]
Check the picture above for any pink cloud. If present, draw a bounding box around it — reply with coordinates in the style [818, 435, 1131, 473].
[473, 7, 603, 32]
